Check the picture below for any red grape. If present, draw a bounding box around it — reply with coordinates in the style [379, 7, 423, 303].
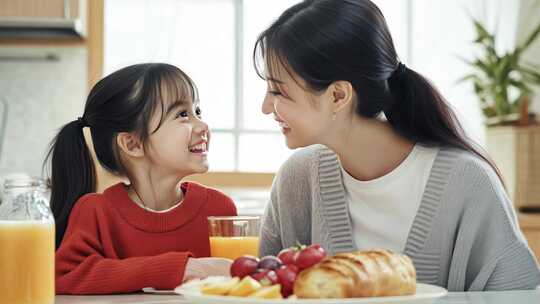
[276, 264, 299, 297]
[257, 256, 283, 270]
[277, 248, 297, 265]
[250, 269, 279, 286]
[230, 255, 259, 278]
[295, 244, 327, 270]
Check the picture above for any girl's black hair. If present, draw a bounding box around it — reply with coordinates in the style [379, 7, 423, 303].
[44, 63, 198, 248]
[254, 0, 502, 181]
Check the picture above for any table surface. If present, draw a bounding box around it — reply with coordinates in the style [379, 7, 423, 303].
[56, 289, 540, 304]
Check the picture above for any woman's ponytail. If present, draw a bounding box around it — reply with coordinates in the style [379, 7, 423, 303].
[384, 63, 466, 145]
[44, 118, 96, 249]
[385, 64, 504, 182]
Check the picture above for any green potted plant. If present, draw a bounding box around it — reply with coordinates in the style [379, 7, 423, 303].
[460, 17, 540, 126]
[460, 15, 540, 211]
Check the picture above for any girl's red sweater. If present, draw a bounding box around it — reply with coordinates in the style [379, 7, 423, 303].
[55, 182, 237, 294]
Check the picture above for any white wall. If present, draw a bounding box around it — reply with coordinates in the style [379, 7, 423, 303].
[0, 47, 87, 177]
[410, 0, 521, 146]
[517, 0, 540, 114]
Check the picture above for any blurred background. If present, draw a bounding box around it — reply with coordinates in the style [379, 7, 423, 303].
[0, 0, 539, 258]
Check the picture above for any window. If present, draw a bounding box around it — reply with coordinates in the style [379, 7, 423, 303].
[104, 0, 408, 172]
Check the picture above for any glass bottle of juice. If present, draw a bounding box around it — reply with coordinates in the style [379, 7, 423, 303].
[0, 177, 55, 304]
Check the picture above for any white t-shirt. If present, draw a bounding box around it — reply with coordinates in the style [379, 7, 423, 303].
[341, 144, 439, 252]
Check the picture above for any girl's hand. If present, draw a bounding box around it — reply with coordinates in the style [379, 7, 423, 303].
[183, 257, 233, 282]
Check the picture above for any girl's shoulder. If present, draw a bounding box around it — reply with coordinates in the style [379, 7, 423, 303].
[70, 183, 125, 216]
[63, 190, 113, 234]
[74, 191, 110, 211]
[185, 182, 237, 216]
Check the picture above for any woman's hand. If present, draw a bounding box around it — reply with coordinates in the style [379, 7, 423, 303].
[183, 257, 233, 282]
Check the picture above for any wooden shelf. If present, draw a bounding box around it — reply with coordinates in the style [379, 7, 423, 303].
[518, 212, 540, 263]
[186, 172, 275, 188]
[86, 0, 103, 89]
[0, 0, 80, 19]
[0, 37, 85, 46]
[518, 212, 540, 229]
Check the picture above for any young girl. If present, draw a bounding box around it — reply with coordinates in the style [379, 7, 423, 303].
[46, 63, 236, 294]
[255, 0, 540, 291]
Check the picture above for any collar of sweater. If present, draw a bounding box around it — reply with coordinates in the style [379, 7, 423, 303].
[104, 182, 208, 233]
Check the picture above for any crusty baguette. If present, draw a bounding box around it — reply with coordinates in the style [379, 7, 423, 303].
[293, 249, 416, 298]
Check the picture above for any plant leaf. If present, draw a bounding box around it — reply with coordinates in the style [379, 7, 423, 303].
[473, 18, 493, 43]
[523, 61, 540, 70]
[494, 54, 511, 82]
[520, 66, 540, 83]
[520, 21, 540, 51]
[456, 74, 478, 84]
[473, 59, 495, 78]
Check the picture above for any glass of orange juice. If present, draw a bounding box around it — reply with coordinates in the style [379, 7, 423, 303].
[208, 216, 260, 260]
[0, 177, 55, 304]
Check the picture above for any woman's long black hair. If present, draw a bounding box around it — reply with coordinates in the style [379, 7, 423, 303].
[254, 0, 502, 180]
[44, 63, 198, 248]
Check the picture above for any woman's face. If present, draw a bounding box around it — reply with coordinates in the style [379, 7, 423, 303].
[261, 61, 336, 149]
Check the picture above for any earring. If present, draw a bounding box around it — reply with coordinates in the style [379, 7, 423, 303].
[332, 111, 337, 121]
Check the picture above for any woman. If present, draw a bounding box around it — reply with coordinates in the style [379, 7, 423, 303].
[254, 0, 540, 291]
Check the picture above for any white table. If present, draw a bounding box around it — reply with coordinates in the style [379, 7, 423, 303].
[55, 289, 540, 304]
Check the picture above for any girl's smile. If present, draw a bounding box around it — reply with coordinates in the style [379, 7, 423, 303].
[188, 139, 208, 156]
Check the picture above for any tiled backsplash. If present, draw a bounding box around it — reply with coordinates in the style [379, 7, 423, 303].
[0, 46, 87, 177]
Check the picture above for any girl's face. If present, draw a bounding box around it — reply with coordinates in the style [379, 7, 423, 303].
[261, 61, 336, 149]
[145, 98, 210, 176]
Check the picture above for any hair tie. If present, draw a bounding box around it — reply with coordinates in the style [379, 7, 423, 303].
[76, 116, 89, 128]
[389, 62, 407, 81]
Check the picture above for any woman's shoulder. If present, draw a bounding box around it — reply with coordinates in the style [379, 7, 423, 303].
[276, 144, 331, 179]
[436, 147, 502, 186]
[436, 147, 509, 214]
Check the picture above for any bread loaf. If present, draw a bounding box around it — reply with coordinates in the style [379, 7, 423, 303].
[293, 249, 416, 298]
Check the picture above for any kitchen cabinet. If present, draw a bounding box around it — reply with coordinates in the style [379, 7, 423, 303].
[0, 0, 87, 40]
[0, 0, 82, 19]
[0, 0, 102, 89]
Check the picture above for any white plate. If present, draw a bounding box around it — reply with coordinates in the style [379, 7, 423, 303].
[179, 283, 447, 304]
[142, 287, 177, 295]
[143, 277, 232, 295]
